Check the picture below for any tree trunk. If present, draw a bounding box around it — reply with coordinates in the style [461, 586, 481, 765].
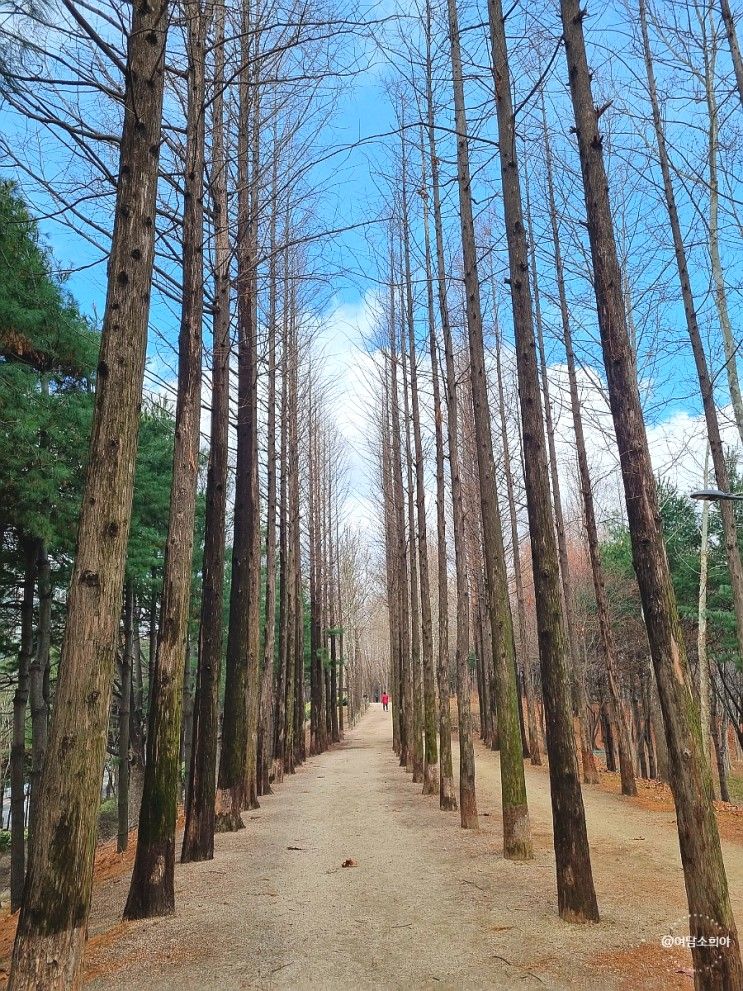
[389, 287, 412, 772]
[243, 39, 262, 811]
[400, 272, 424, 784]
[215, 2, 255, 831]
[11, 538, 36, 913]
[720, 0, 743, 108]
[492, 306, 541, 766]
[560, 1, 742, 978]
[439, 233, 475, 825]
[130, 603, 145, 811]
[489, 0, 594, 894]
[524, 180, 598, 787]
[124, 0, 208, 920]
[181, 0, 229, 862]
[423, 22, 456, 809]
[28, 541, 50, 849]
[698, 445, 712, 770]
[712, 682, 731, 803]
[703, 30, 743, 449]
[257, 146, 280, 796]
[117, 584, 133, 853]
[8, 2, 169, 983]
[541, 105, 636, 798]
[601, 707, 617, 772]
[448, 0, 533, 843]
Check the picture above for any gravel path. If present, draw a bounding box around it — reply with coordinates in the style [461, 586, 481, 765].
[85, 705, 743, 990]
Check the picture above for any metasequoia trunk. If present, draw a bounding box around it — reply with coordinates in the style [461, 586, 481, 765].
[711, 681, 731, 803]
[703, 29, 743, 448]
[639, 0, 743, 666]
[309, 391, 324, 756]
[329, 482, 340, 746]
[273, 253, 290, 782]
[180, 632, 195, 800]
[389, 286, 411, 771]
[182, 0, 230, 863]
[440, 292, 475, 827]
[11, 538, 35, 913]
[720, 0, 743, 107]
[492, 317, 541, 765]
[216, 1, 255, 830]
[448, 0, 530, 847]
[117, 584, 134, 854]
[542, 110, 636, 798]
[9, 1, 168, 982]
[124, 0, 208, 920]
[129, 605, 145, 821]
[28, 541, 50, 847]
[243, 35, 262, 810]
[698, 446, 712, 768]
[560, 1, 742, 979]
[403, 137, 433, 783]
[489, 0, 594, 887]
[290, 303, 304, 769]
[382, 364, 402, 758]
[337, 552, 345, 737]
[423, 24, 456, 808]
[524, 185, 598, 786]
[458, 393, 494, 750]
[283, 304, 301, 772]
[257, 147, 280, 795]
[400, 269, 423, 783]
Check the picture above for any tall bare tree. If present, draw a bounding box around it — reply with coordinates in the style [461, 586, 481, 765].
[446, 0, 530, 849]
[182, 0, 231, 862]
[9, 1, 169, 984]
[560, 0, 742, 978]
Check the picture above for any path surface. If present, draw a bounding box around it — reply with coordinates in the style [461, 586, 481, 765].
[85, 706, 743, 990]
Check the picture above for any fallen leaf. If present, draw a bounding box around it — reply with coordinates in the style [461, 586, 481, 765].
[341, 858, 357, 868]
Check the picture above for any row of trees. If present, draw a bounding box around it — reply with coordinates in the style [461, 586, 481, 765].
[370, 0, 743, 985]
[1, 1, 382, 988]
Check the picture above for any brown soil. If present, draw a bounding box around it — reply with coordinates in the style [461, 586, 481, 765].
[595, 766, 743, 844]
[3, 708, 742, 989]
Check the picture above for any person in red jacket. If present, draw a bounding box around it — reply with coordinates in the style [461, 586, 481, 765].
[381, 691, 389, 712]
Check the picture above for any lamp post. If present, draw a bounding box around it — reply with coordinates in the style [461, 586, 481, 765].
[690, 488, 743, 502]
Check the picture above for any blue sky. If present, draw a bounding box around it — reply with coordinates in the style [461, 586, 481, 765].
[2, 0, 742, 529]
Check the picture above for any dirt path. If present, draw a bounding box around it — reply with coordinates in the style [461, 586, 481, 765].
[82, 706, 743, 990]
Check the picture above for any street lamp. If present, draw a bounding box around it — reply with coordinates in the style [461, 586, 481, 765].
[690, 489, 743, 502]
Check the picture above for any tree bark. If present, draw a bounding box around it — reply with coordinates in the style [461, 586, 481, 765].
[11, 537, 36, 913]
[490, 0, 602, 892]
[703, 29, 743, 449]
[181, 0, 230, 862]
[525, 183, 598, 787]
[400, 267, 424, 783]
[541, 105, 636, 798]
[117, 584, 133, 853]
[492, 321, 540, 765]
[215, 1, 255, 830]
[28, 541, 50, 849]
[422, 20, 456, 809]
[124, 0, 208, 920]
[389, 286, 412, 772]
[448, 0, 535, 842]
[257, 145, 280, 796]
[274, 276, 291, 779]
[720, 0, 743, 108]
